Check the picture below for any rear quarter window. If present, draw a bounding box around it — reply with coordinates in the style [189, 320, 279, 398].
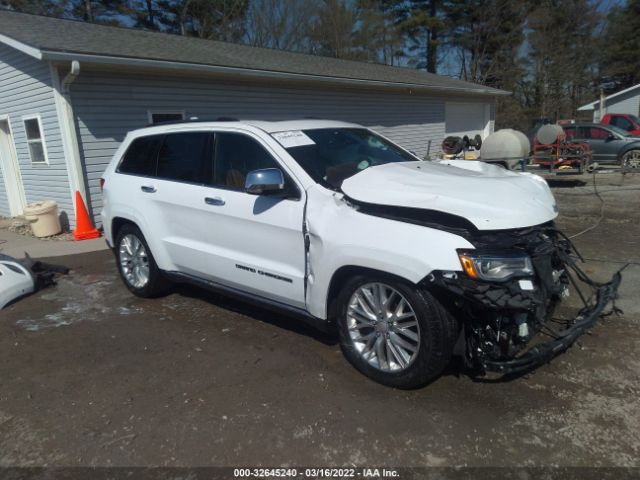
[118, 135, 163, 176]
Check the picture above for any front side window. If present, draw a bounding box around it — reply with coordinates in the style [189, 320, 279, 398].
[157, 132, 211, 183]
[118, 135, 163, 176]
[273, 128, 416, 189]
[588, 127, 610, 140]
[601, 124, 631, 137]
[213, 132, 281, 190]
[23, 116, 47, 164]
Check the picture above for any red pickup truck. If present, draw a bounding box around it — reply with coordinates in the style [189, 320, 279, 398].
[600, 113, 640, 136]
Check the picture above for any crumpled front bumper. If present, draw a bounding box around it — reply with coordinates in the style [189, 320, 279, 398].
[424, 224, 624, 376]
[481, 270, 621, 374]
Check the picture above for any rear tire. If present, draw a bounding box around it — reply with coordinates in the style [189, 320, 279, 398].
[114, 224, 169, 298]
[336, 274, 459, 389]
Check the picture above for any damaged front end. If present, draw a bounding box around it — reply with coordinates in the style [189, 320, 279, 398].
[424, 223, 622, 376]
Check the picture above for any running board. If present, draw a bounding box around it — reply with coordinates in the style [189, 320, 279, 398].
[164, 271, 330, 333]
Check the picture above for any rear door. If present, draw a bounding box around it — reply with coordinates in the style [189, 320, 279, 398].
[200, 131, 306, 308]
[140, 131, 219, 278]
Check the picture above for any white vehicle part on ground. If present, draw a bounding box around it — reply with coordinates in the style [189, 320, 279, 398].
[303, 185, 475, 319]
[341, 160, 558, 231]
[0, 256, 35, 308]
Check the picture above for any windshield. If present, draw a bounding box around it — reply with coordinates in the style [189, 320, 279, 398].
[606, 124, 633, 137]
[272, 128, 417, 189]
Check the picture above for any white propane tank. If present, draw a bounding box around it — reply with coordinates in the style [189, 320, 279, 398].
[480, 129, 531, 162]
[536, 124, 565, 145]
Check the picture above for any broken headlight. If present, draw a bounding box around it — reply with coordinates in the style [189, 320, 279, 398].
[457, 250, 533, 282]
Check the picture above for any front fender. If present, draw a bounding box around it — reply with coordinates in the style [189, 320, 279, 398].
[304, 186, 474, 319]
[619, 144, 640, 160]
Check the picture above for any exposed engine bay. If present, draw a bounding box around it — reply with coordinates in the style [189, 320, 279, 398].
[424, 222, 622, 375]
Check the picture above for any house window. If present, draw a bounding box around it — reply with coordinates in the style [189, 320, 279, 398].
[22, 115, 48, 164]
[147, 110, 185, 125]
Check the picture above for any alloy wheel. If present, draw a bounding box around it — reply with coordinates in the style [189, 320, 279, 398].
[119, 233, 150, 289]
[623, 150, 640, 169]
[346, 282, 421, 372]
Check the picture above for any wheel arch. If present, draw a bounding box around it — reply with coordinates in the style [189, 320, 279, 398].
[618, 145, 640, 161]
[325, 265, 417, 328]
[111, 216, 137, 242]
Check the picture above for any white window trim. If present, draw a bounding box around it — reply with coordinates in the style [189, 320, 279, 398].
[21, 114, 49, 165]
[147, 110, 186, 125]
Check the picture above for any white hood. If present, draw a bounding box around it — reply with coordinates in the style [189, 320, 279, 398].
[340, 160, 558, 230]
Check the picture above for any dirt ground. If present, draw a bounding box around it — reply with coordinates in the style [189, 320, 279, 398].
[0, 171, 639, 469]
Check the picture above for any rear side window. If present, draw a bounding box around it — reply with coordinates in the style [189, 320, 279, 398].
[118, 135, 163, 176]
[157, 132, 211, 183]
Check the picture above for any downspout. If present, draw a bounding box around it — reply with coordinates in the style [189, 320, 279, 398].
[62, 60, 80, 92]
[50, 60, 87, 227]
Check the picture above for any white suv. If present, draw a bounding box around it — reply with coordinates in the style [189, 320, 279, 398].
[101, 119, 620, 388]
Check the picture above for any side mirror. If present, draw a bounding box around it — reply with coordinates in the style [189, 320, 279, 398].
[245, 168, 285, 195]
[607, 133, 616, 141]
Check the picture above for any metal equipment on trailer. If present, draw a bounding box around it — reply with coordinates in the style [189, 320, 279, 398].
[532, 124, 594, 174]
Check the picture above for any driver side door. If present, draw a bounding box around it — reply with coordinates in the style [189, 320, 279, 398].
[578, 126, 621, 163]
[201, 131, 307, 308]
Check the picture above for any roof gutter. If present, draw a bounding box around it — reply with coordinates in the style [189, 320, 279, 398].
[42, 50, 510, 97]
[0, 33, 42, 59]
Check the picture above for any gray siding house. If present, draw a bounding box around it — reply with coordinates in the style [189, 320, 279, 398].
[578, 84, 640, 122]
[0, 10, 507, 228]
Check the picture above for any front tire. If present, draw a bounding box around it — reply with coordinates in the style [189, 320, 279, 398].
[620, 149, 640, 170]
[115, 224, 169, 298]
[336, 274, 459, 389]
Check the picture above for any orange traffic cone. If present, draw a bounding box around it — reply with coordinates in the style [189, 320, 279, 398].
[73, 191, 100, 241]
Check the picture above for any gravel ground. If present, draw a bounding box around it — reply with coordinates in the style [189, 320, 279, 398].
[0, 172, 638, 470]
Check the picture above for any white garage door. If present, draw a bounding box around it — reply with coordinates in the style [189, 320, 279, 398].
[445, 102, 490, 139]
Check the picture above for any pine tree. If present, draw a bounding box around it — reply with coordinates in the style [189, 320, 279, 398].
[382, 0, 443, 72]
[526, 0, 600, 122]
[0, 0, 64, 16]
[600, 0, 640, 92]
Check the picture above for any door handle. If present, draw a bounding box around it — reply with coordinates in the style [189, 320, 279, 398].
[205, 196, 225, 206]
[141, 185, 156, 193]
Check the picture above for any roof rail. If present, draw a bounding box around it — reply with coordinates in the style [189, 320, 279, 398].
[144, 116, 242, 127]
[145, 118, 202, 127]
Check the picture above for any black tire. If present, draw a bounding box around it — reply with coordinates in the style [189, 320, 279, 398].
[114, 223, 169, 298]
[620, 149, 640, 170]
[336, 273, 459, 389]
